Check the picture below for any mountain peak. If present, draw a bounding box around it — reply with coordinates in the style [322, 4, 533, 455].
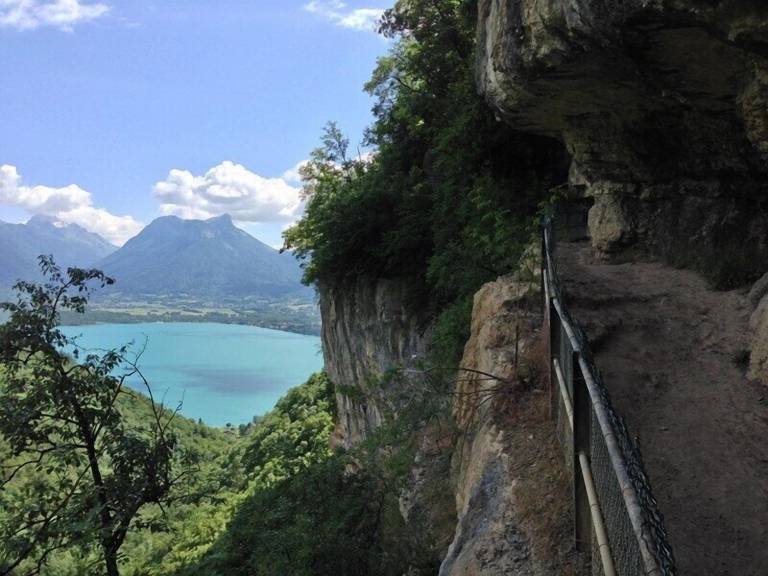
[26, 214, 62, 228]
[149, 214, 234, 228]
[97, 213, 310, 299]
[25, 215, 98, 237]
[207, 213, 233, 226]
[0, 215, 117, 287]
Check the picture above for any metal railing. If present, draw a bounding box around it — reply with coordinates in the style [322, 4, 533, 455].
[541, 214, 676, 576]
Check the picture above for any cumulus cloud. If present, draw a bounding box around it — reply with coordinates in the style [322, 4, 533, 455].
[154, 161, 303, 224]
[0, 0, 109, 31]
[281, 159, 309, 185]
[0, 165, 142, 245]
[304, 0, 383, 32]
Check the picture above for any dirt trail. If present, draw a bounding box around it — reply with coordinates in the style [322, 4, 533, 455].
[556, 241, 768, 576]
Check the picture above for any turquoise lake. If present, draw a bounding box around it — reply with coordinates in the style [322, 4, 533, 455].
[60, 323, 323, 426]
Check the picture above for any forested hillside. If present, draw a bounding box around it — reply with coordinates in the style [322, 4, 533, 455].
[0, 364, 345, 575]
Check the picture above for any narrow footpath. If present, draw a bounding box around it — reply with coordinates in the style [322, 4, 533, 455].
[556, 241, 768, 576]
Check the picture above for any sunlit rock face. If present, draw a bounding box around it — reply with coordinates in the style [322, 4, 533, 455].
[440, 277, 535, 576]
[319, 278, 430, 448]
[440, 274, 573, 576]
[477, 0, 768, 287]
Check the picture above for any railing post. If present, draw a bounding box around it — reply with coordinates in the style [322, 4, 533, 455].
[541, 224, 547, 316]
[573, 350, 592, 554]
[542, 228, 552, 417]
[549, 297, 560, 418]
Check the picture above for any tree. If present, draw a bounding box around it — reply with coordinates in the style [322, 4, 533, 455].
[0, 257, 188, 576]
[242, 372, 335, 487]
[285, 0, 569, 367]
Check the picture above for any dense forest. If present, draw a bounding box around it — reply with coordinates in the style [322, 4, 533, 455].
[1, 0, 559, 574]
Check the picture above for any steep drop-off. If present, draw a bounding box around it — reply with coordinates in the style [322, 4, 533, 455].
[319, 269, 578, 574]
[319, 278, 430, 448]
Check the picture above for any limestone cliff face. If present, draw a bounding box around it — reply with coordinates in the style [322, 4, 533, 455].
[477, 0, 768, 287]
[319, 278, 430, 448]
[318, 269, 576, 574]
[441, 275, 576, 576]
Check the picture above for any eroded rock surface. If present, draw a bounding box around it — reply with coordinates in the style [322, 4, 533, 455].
[319, 278, 430, 447]
[478, 0, 768, 287]
[441, 276, 577, 576]
[748, 272, 768, 382]
[748, 286, 768, 383]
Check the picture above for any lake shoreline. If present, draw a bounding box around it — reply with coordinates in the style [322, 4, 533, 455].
[59, 308, 321, 336]
[60, 321, 324, 427]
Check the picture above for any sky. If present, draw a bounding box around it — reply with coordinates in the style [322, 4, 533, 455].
[0, 0, 390, 247]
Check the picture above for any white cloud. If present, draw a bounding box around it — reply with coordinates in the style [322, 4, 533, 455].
[338, 8, 382, 30]
[304, 1, 383, 32]
[0, 165, 142, 245]
[154, 161, 303, 224]
[0, 0, 109, 31]
[55, 207, 143, 246]
[281, 159, 309, 185]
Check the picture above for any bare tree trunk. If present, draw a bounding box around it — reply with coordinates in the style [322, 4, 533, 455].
[71, 396, 119, 576]
[104, 550, 120, 576]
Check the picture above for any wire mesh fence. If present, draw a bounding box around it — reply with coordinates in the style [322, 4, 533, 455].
[542, 212, 676, 576]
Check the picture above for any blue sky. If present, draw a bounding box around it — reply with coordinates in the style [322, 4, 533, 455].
[0, 0, 389, 246]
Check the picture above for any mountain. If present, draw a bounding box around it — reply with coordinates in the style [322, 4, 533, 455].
[0, 215, 116, 289]
[96, 214, 310, 300]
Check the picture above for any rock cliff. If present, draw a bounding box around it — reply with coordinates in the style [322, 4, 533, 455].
[477, 0, 768, 287]
[320, 277, 454, 570]
[320, 271, 577, 574]
[747, 271, 768, 382]
[439, 274, 577, 576]
[316, 3, 768, 573]
[319, 277, 430, 448]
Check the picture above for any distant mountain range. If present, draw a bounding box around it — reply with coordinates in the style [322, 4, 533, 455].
[0, 215, 116, 288]
[97, 214, 309, 300]
[0, 214, 311, 302]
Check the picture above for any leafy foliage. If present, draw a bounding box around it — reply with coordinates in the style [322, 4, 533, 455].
[180, 371, 427, 576]
[16, 397, 239, 576]
[0, 257, 192, 576]
[193, 455, 405, 576]
[284, 0, 567, 365]
[242, 372, 335, 487]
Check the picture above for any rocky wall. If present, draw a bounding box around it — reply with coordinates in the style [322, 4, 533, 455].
[319, 277, 430, 448]
[440, 274, 577, 576]
[477, 0, 768, 286]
